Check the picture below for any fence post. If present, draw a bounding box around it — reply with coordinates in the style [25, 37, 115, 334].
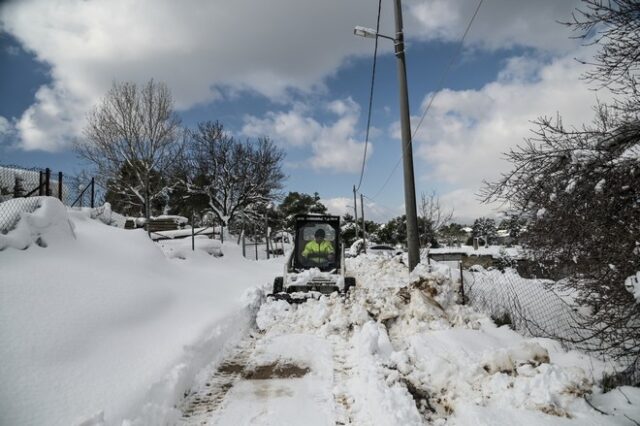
[192, 213, 195, 251]
[38, 171, 44, 196]
[265, 215, 270, 260]
[254, 224, 258, 260]
[242, 230, 246, 258]
[90, 178, 95, 208]
[459, 260, 465, 305]
[58, 171, 63, 201]
[45, 168, 51, 196]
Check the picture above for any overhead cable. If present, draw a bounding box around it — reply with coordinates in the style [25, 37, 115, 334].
[354, 0, 382, 192]
[364, 0, 484, 201]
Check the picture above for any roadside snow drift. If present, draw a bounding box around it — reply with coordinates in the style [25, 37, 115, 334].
[0, 197, 283, 426]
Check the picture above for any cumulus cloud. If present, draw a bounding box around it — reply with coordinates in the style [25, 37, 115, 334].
[439, 188, 503, 225]
[396, 45, 612, 221]
[0, 115, 16, 148]
[322, 197, 353, 218]
[0, 0, 386, 151]
[0, 116, 11, 135]
[322, 196, 401, 224]
[0, 0, 590, 153]
[14, 84, 86, 151]
[242, 98, 371, 173]
[405, 0, 581, 52]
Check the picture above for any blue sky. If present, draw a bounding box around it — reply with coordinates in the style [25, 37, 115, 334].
[0, 0, 610, 223]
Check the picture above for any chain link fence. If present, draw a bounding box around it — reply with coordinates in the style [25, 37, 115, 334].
[241, 229, 290, 261]
[461, 265, 639, 388]
[1, 164, 97, 234]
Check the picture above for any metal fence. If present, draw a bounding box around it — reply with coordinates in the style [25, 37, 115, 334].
[0, 164, 96, 233]
[461, 265, 639, 388]
[240, 230, 289, 261]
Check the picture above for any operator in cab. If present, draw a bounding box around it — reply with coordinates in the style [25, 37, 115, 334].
[302, 228, 334, 265]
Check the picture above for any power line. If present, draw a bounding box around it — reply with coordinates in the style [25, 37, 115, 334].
[363, 0, 484, 201]
[411, 0, 484, 140]
[354, 0, 382, 193]
[356, 0, 382, 191]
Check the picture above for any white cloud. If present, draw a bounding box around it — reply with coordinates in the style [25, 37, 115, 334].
[322, 196, 400, 223]
[14, 84, 86, 151]
[242, 98, 372, 173]
[405, 0, 581, 53]
[0, 116, 11, 135]
[0, 0, 590, 152]
[439, 188, 503, 225]
[0, 0, 387, 151]
[396, 45, 613, 222]
[322, 197, 353, 218]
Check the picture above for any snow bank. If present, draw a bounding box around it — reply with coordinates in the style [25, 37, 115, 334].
[0, 197, 75, 250]
[158, 236, 223, 260]
[0, 200, 283, 426]
[344, 256, 637, 425]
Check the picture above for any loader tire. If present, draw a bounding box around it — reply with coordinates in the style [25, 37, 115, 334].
[344, 277, 356, 293]
[273, 277, 284, 294]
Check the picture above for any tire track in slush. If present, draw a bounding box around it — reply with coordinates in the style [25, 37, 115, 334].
[178, 334, 257, 425]
[178, 299, 359, 426]
[330, 331, 356, 426]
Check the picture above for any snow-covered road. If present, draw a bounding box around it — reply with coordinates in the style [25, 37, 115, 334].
[172, 255, 640, 426]
[2, 199, 638, 426]
[176, 291, 421, 426]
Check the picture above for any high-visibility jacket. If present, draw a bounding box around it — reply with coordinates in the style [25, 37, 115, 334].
[302, 240, 334, 263]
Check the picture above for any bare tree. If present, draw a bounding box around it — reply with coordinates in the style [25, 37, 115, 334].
[483, 104, 640, 368]
[180, 121, 285, 226]
[481, 0, 640, 381]
[76, 80, 182, 218]
[567, 0, 640, 94]
[419, 191, 453, 246]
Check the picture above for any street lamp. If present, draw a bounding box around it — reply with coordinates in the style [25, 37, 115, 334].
[353, 26, 376, 38]
[354, 0, 420, 271]
[353, 26, 394, 41]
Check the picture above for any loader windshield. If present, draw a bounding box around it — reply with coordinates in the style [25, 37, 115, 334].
[293, 216, 340, 271]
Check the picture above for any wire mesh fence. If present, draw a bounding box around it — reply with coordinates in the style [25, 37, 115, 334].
[241, 230, 290, 261]
[461, 265, 639, 388]
[462, 267, 583, 341]
[0, 164, 96, 234]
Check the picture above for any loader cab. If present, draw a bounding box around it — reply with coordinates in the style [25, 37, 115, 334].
[293, 215, 341, 272]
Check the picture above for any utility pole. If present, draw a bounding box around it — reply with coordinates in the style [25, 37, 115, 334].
[360, 193, 367, 254]
[352, 185, 359, 242]
[393, 0, 420, 270]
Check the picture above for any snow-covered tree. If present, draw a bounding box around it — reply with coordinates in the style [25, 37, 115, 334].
[567, 0, 640, 95]
[378, 215, 407, 246]
[471, 217, 496, 246]
[278, 191, 327, 230]
[499, 213, 526, 242]
[438, 223, 467, 247]
[77, 80, 182, 218]
[182, 121, 285, 226]
[484, 0, 640, 368]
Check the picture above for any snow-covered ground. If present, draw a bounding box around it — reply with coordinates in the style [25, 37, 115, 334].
[1, 197, 639, 425]
[0, 197, 282, 425]
[428, 244, 523, 258]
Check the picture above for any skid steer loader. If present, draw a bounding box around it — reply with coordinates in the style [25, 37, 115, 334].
[270, 214, 356, 302]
